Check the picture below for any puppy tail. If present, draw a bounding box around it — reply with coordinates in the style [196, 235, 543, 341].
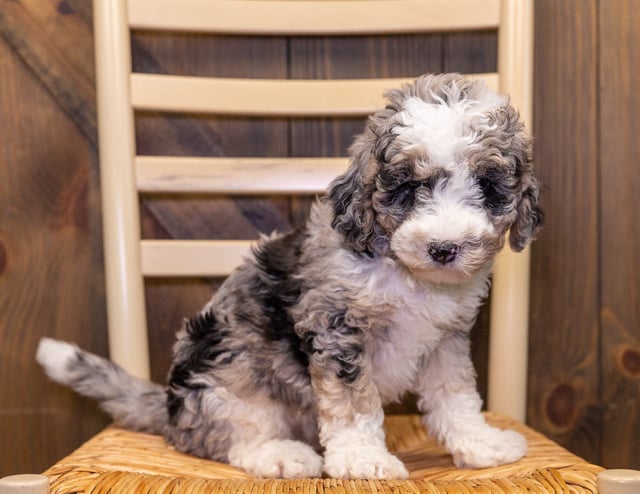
[36, 337, 167, 434]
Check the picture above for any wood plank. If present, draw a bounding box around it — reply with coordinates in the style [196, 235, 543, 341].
[61, 0, 93, 26]
[130, 75, 410, 116]
[598, 0, 640, 470]
[131, 73, 500, 116]
[19, 0, 95, 83]
[136, 156, 347, 194]
[0, 0, 97, 147]
[128, 0, 500, 35]
[141, 240, 252, 277]
[444, 32, 497, 74]
[528, 0, 600, 463]
[0, 35, 108, 476]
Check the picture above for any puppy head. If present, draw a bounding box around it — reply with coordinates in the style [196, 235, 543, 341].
[327, 73, 543, 283]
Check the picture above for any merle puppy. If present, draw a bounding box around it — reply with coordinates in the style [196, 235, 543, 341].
[38, 73, 543, 479]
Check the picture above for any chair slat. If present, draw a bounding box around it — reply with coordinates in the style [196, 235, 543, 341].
[130, 75, 409, 116]
[130, 74, 500, 116]
[128, 0, 500, 35]
[141, 240, 252, 277]
[488, 0, 535, 422]
[136, 156, 348, 194]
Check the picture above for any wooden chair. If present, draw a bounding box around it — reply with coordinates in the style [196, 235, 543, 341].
[105, 0, 530, 421]
[17, 0, 633, 492]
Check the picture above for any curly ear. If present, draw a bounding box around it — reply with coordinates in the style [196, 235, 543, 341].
[484, 102, 544, 252]
[327, 105, 402, 257]
[327, 133, 382, 256]
[509, 175, 544, 251]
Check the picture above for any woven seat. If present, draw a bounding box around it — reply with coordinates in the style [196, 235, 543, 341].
[44, 413, 602, 493]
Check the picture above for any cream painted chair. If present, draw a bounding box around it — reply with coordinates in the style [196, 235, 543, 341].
[26, 0, 624, 492]
[103, 0, 529, 421]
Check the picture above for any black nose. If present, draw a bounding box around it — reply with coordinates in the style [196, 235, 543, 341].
[428, 242, 460, 265]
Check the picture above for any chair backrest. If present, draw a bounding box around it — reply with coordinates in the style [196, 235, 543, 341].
[93, 0, 533, 421]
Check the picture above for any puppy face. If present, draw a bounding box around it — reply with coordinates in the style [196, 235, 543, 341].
[328, 74, 543, 283]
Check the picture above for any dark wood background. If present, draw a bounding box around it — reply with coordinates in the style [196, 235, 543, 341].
[1, 0, 639, 475]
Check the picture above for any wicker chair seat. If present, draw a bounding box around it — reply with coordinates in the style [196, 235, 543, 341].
[44, 412, 602, 494]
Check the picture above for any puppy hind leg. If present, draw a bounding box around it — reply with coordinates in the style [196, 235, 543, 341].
[229, 438, 322, 479]
[224, 394, 322, 479]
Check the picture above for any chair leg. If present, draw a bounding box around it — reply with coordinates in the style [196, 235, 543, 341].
[0, 474, 49, 493]
[598, 469, 640, 494]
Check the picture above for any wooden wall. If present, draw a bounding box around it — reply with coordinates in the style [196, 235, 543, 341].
[597, 0, 640, 467]
[1, 0, 639, 476]
[529, 0, 601, 462]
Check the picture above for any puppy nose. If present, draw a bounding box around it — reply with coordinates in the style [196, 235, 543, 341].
[428, 242, 460, 264]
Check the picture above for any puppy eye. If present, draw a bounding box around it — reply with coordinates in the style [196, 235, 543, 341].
[477, 176, 511, 214]
[392, 181, 419, 208]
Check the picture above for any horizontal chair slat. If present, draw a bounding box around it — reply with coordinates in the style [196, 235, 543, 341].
[141, 240, 253, 277]
[131, 75, 408, 116]
[128, 0, 500, 35]
[130, 74, 499, 116]
[136, 156, 348, 194]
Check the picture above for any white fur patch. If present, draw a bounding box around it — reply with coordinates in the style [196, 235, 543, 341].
[395, 97, 479, 167]
[393, 90, 505, 170]
[36, 338, 78, 382]
[360, 260, 488, 402]
[450, 426, 528, 468]
[229, 439, 323, 478]
[322, 411, 408, 479]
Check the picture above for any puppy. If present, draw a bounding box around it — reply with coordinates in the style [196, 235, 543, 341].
[37, 73, 543, 480]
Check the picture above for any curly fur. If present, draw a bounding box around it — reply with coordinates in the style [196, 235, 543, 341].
[37, 74, 543, 479]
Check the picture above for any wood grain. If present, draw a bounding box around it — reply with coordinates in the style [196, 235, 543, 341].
[0, 32, 108, 476]
[0, 0, 97, 147]
[126, 0, 501, 34]
[598, 0, 640, 470]
[528, 0, 601, 463]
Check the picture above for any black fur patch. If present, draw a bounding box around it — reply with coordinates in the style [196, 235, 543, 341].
[333, 344, 364, 384]
[308, 310, 366, 385]
[166, 388, 184, 425]
[374, 166, 450, 230]
[476, 168, 516, 215]
[327, 174, 377, 257]
[166, 311, 229, 422]
[251, 226, 309, 369]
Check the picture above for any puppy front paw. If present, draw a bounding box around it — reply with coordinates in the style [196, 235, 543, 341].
[324, 447, 408, 479]
[451, 427, 527, 469]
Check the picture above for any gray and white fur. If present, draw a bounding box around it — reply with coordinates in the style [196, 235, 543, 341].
[37, 74, 543, 479]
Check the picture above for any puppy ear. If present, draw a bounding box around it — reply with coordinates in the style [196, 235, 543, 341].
[327, 133, 382, 256]
[486, 103, 544, 252]
[327, 105, 402, 257]
[509, 174, 544, 251]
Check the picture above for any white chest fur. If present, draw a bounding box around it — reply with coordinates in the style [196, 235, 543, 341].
[353, 259, 489, 404]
